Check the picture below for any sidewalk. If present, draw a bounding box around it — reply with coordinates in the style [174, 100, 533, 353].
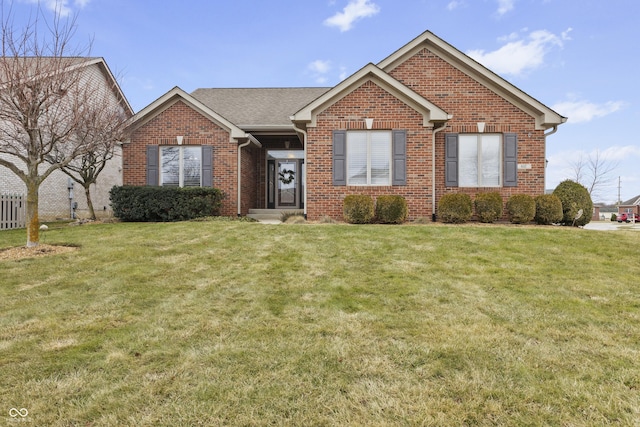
[584, 221, 640, 231]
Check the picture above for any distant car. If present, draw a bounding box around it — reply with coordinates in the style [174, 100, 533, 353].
[617, 213, 640, 223]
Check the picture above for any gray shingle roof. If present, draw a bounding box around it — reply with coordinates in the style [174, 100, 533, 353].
[190, 87, 330, 128]
[620, 195, 640, 206]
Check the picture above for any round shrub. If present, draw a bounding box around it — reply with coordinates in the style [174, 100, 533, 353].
[343, 195, 374, 224]
[611, 213, 617, 222]
[438, 193, 473, 224]
[474, 192, 503, 223]
[506, 194, 535, 224]
[552, 180, 593, 227]
[534, 194, 563, 225]
[375, 195, 408, 224]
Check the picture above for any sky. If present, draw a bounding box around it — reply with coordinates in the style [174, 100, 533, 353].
[9, 0, 640, 203]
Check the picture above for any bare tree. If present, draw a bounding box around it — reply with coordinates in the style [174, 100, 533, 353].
[569, 150, 618, 201]
[0, 5, 127, 245]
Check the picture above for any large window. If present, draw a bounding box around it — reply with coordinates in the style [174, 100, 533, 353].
[347, 131, 391, 186]
[160, 146, 202, 187]
[458, 134, 501, 187]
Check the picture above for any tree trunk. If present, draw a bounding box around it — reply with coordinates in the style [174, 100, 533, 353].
[26, 181, 40, 247]
[84, 184, 96, 220]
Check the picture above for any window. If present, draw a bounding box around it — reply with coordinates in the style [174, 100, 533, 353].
[445, 133, 517, 188]
[347, 131, 391, 185]
[160, 146, 202, 187]
[458, 134, 501, 187]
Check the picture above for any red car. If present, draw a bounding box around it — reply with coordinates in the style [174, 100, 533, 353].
[617, 213, 640, 223]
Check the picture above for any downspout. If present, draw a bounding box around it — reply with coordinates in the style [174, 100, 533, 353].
[237, 140, 251, 217]
[237, 135, 262, 217]
[292, 120, 308, 219]
[431, 121, 449, 222]
[543, 125, 558, 193]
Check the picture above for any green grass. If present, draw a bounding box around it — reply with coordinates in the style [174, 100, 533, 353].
[1, 221, 639, 426]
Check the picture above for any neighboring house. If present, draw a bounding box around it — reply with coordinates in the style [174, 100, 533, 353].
[0, 57, 132, 221]
[123, 31, 566, 221]
[618, 195, 640, 217]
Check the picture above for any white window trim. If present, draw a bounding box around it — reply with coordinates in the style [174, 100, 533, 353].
[347, 130, 392, 186]
[459, 134, 502, 188]
[160, 146, 202, 187]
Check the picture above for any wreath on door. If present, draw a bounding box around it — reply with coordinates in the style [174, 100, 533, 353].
[278, 168, 295, 184]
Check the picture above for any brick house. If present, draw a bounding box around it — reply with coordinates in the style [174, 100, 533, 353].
[0, 58, 132, 221]
[123, 31, 566, 221]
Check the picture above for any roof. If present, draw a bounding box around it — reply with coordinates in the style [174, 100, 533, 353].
[0, 56, 133, 115]
[291, 63, 450, 127]
[126, 86, 249, 141]
[191, 87, 330, 130]
[620, 195, 640, 206]
[378, 30, 566, 130]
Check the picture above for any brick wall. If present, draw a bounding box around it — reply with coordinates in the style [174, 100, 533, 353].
[123, 100, 239, 216]
[305, 47, 547, 221]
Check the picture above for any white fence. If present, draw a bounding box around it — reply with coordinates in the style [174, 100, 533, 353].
[1, 194, 26, 230]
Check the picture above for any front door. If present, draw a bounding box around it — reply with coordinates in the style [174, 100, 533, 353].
[267, 150, 304, 209]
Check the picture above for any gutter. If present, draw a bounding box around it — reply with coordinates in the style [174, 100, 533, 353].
[237, 134, 262, 217]
[291, 120, 308, 219]
[431, 120, 449, 221]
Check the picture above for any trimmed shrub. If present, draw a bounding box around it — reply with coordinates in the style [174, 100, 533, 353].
[375, 195, 408, 224]
[611, 213, 617, 222]
[109, 186, 224, 222]
[474, 192, 503, 223]
[534, 194, 563, 225]
[506, 194, 535, 224]
[438, 193, 473, 224]
[552, 180, 593, 227]
[343, 195, 374, 224]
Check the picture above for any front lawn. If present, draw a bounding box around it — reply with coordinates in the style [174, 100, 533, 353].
[1, 221, 639, 425]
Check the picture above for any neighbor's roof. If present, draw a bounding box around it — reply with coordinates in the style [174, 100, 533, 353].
[190, 87, 330, 129]
[620, 195, 640, 206]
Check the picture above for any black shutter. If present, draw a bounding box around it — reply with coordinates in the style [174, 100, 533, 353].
[333, 130, 347, 186]
[392, 130, 407, 185]
[202, 146, 213, 187]
[445, 133, 458, 187]
[503, 133, 518, 187]
[146, 145, 159, 186]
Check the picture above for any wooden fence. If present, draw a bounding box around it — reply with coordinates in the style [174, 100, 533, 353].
[1, 194, 26, 230]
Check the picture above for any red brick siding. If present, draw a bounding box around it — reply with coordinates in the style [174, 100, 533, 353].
[389, 48, 547, 213]
[306, 48, 547, 221]
[122, 100, 239, 216]
[306, 81, 433, 220]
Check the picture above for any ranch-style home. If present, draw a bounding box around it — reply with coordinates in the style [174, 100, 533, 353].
[123, 30, 566, 221]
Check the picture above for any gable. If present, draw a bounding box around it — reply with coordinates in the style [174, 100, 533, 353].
[378, 31, 566, 130]
[292, 63, 449, 128]
[126, 87, 248, 141]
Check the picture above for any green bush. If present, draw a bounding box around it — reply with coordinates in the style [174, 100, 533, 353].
[375, 195, 408, 224]
[343, 195, 375, 224]
[506, 194, 535, 224]
[534, 194, 563, 225]
[109, 186, 224, 222]
[611, 213, 617, 222]
[438, 193, 473, 224]
[474, 192, 503, 223]
[552, 180, 593, 227]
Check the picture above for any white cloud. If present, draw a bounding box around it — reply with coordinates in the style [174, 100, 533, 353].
[552, 99, 626, 124]
[447, 1, 462, 11]
[467, 29, 569, 76]
[308, 60, 332, 84]
[496, 0, 515, 16]
[324, 0, 380, 32]
[21, 0, 90, 17]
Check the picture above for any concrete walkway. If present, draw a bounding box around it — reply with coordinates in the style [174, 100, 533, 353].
[584, 221, 640, 231]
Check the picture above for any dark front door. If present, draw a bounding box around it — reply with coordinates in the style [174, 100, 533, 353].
[267, 151, 304, 210]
